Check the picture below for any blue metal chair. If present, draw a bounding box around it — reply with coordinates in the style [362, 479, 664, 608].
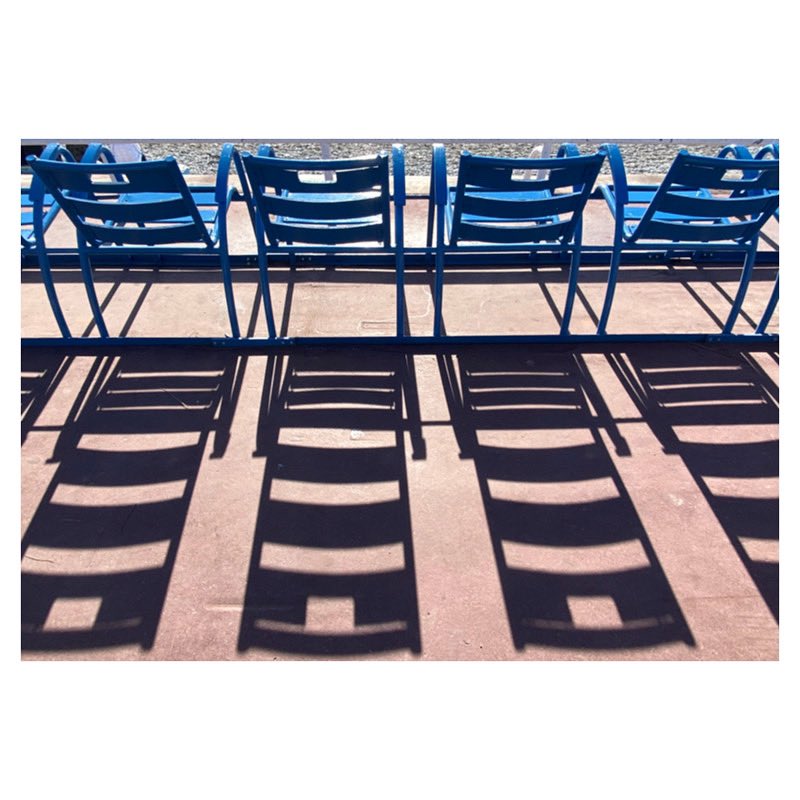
[716, 142, 780, 334]
[240, 145, 406, 339]
[598, 145, 779, 337]
[717, 142, 780, 219]
[21, 142, 71, 251]
[753, 142, 780, 223]
[426, 144, 606, 337]
[26, 143, 247, 340]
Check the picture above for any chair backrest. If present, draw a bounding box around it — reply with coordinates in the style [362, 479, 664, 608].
[632, 151, 779, 243]
[26, 156, 214, 247]
[241, 150, 392, 246]
[449, 150, 605, 245]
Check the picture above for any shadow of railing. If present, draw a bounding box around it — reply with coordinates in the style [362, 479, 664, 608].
[610, 346, 779, 620]
[439, 347, 693, 650]
[21, 349, 241, 651]
[238, 350, 423, 655]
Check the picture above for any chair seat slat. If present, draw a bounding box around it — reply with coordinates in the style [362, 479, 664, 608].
[658, 191, 777, 220]
[82, 221, 212, 247]
[262, 192, 384, 222]
[456, 219, 570, 244]
[629, 217, 761, 243]
[66, 195, 196, 224]
[268, 221, 388, 246]
[460, 190, 581, 221]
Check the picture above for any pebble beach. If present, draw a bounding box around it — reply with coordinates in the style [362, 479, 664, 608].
[138, 139, 767, 176]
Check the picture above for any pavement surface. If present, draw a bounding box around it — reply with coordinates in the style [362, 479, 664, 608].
[20, 179, 779, 660]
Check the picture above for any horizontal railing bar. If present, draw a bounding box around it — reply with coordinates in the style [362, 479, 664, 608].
[20, 248, 780, 270]
[21, 333, 778, 350]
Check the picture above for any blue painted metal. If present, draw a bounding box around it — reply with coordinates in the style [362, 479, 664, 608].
[20, 331, 778, 350]
[427, 143, 606, 337]
[27, 142, 248, 340]
[20, 141, 779, 349]
[751, 143, 780, 331]
[20, 244, 780, 271]
[21, 142, 70, 251]
[597, 144, 779, 335]
[240, 144, 407, 338]
[753, 143, 780, 221]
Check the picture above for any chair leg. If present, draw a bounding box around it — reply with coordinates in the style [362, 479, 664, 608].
[257, 247, 277, 339]
[34, 240, 71, 338]
[560, 244, 582, 336]
[755, 273, 779, 334]
[78, 245, 109, 338]
[219, 245, 241, 339]
[395, 247, 406, 338]
[433, 247, 444, 339]
[723, 245, 757, 334]
[596, 245, 622, 335]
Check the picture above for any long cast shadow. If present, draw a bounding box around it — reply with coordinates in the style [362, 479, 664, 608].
[21, 348, 241, 651]
[238, 349, 423, 656]
[610, 346, 779, 621]
[21, 350, 74, 444]
[440, 347, 693, 650]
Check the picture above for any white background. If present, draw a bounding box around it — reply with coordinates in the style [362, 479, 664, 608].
[4, 2, 795, 798]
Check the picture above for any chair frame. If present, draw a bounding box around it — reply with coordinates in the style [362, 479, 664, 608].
[21, 141, 779, 348]
[26, 142, 248, 340]
[240, 144, 407, 339]
[598, 144, 779, 337]
[426, 143, 606, 338]
[21, 142, 69, 252]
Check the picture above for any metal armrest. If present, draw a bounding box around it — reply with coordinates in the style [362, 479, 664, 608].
[599, 143, 628, 217]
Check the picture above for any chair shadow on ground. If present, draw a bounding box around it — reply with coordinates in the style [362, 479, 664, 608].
[439, 347, 694, 650]
[21, 349, 74, 444]
[609, 346, 779, 621]
[237, 348, 424, 656]
[21, 348, 242, 651]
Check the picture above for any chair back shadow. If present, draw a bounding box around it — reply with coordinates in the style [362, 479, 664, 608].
[610, 347, 779, 620]
[439, 348, 693, 650]
[21, 350, 74, 444]
[21, 349, 239, 651]
[238, 349, 423, 655]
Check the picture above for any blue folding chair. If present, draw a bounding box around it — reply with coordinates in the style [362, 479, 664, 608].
[26, 143, 247, 340]
[426, 144, 606, 337]
[240, 145, 406, 338]
[598, 144, 779, 336]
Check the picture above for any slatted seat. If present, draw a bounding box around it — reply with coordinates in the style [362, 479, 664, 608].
[240, 145, 407, 338]
[427, 144, 606, 336]
[26, 142, 248, 340]
[598, 144, 779, 336]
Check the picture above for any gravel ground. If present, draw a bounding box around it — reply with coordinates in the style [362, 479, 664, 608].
[139, 140, 763, 177]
